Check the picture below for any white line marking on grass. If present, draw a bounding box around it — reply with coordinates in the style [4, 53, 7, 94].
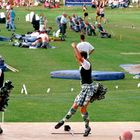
[120, 52, 140, 55]
[113, 24, 140, 30]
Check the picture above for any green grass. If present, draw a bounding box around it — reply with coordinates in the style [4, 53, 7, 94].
[0, 6, 140, 122]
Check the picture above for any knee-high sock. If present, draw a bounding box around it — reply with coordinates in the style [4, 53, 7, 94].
[62, 108, 77, 122]
[81, 112, 89, 128]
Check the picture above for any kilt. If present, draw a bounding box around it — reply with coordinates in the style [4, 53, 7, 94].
[74, 83, 94, 106]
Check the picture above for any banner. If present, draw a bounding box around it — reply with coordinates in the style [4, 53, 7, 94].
[65, 0, 92, 6]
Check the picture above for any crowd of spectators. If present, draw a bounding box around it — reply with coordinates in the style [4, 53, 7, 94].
[66, 13, 111, 38]
[0, 0, 60, 8]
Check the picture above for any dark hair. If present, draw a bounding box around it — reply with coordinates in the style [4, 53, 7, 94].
[80, 34, 85, 40]
[80, 51, 87, 59]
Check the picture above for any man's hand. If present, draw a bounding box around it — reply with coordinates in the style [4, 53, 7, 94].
[71, 42, 77, 48]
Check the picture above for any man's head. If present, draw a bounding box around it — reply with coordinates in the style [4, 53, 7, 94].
[80, 34, 85, 41]
[97, 23, 101, 28]
[85, 21, 89, 25]
[72, 13, 76, 17]
[119, 131, 133, 140]
[80, 51, 87, 59]
[62, 12, 67, 17]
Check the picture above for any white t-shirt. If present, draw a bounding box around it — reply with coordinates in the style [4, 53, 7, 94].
[77, 41, 94, 58]
[60, 15, 67, 24]
[6, 4, 11, 10]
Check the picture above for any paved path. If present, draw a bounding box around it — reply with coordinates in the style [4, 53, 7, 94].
[0, 122, 140, 140]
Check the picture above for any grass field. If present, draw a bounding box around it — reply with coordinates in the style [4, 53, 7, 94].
[0, 5, 140, 122]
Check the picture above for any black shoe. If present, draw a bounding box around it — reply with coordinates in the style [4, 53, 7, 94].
[0, 127, 3, 134]
[83, 127, 91, 137]
[55, 120, 64, 129]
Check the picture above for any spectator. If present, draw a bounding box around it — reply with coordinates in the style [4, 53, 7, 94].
[31, 31, 51, 48]
[82, 4, 88, 21]
[96, 5, 100, 22]
[44, 0, 50, 8]
[5, 9, 10, 29]
[85, 22, 96, 36]
[8, 7, 16, 32]
[99, 6, 107, 24]
[55, 15, 61, 29]
[39, 13, 47, 32]
[71, 13, 78, 24]
[68, 16, 75, 30]
[91, 0, 97, 8]
[31, 12, 39, 31]
[97, 23, 111, 38]
[60, 13, 67, 41]
[5, 2, 11, 11]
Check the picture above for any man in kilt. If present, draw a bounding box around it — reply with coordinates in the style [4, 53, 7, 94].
[55, 42, 94, 137]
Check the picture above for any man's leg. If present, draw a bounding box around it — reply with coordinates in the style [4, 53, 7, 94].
[10, 19, 15, 31]
[80, 105, 91, 137]
[55, 104, 78, 129]
[61, 24, 66, 41]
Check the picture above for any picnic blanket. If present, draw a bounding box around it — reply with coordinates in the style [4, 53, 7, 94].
[120, 64, 140, 74]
